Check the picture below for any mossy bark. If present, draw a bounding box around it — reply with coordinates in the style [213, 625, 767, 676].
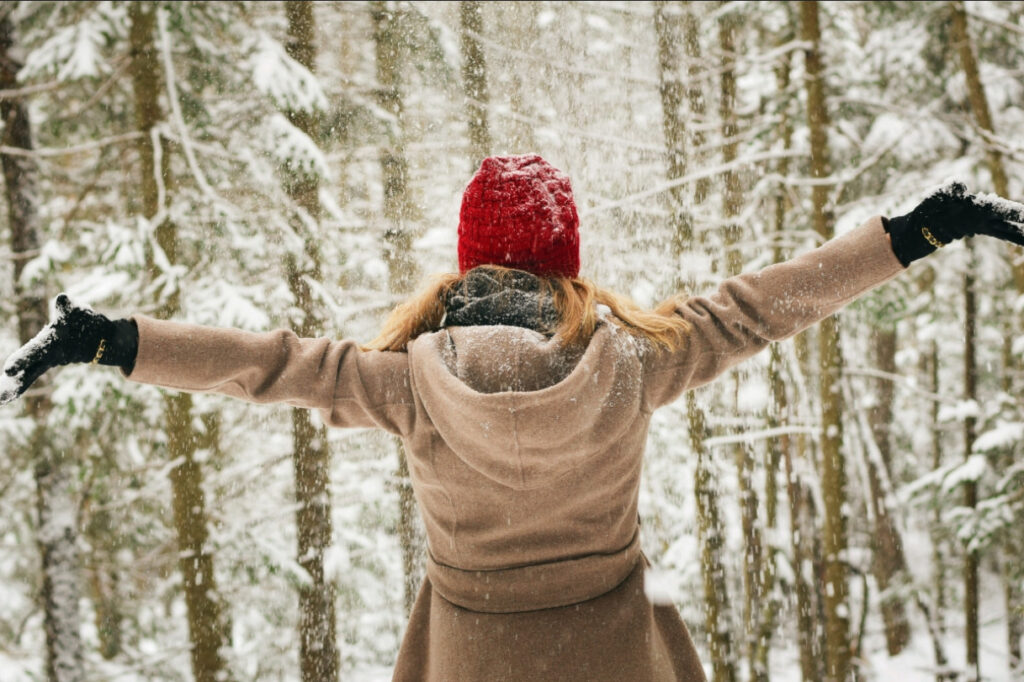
[949, 7, 1023, 672]
[129, 5, 230, 680]
[658, 6, 737, 679]
[281, 4, 341, 680]
[370, 0, 424, 616]
[866, 328, 911, 656]
[2, 15, 86, 681]
[460, 1, 491, 169]
[799, 4, 851, 680]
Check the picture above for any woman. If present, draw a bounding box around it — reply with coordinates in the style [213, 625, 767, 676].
[3, 155, 1024, 681]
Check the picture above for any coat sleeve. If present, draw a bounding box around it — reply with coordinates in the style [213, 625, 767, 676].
[643, 216, 906, 410]
[126, 316, 416, 435]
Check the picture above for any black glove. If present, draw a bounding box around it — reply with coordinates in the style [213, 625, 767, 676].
[0, 294, 138, 405]
[883, 181, 1024, 266]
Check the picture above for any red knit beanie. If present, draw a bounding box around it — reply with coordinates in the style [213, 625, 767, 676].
[458, 154, 580, 278]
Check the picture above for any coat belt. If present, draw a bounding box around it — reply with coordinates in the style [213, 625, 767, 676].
[425, 531, 642, 614]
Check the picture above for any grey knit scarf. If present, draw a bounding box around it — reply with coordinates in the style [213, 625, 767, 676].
[444, 268, 559, 335]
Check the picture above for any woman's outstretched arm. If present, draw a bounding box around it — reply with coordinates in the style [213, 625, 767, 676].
[642, 215, 903, 409]
[1, 299, 416, 435]
[643, 183, 1024, 409]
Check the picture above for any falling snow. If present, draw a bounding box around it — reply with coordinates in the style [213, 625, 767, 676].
[1, 2, 1023, 681]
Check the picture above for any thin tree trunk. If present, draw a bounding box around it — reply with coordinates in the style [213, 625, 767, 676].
[764, 37, 800, 682]
[280, 5, 340, 680]
[915, 267, 955, 682]
[784, 437, 822, 682]
[657, 5, 735, 678]
[165, 394, 229, 682]
[460, 1, 491, 168]
[799, 4, 851, 680]
[756, 380, 780, 682]
[717, 4, 743, 279]
[1003, 550, 1024, 674]
[371, 0, 423, 616]
[129, 6, 229, 681]
[718, 8, 765, 679]
[504, 1, 538, 153]
[865, 456, 911, 661]
[0, 12, 85, 682]
[734, 431, 766, 681]
[867, 330, 896, 476]
[866, 327, 911, 655]
[948, 5, 1024, 664]
[1001, 333, 1024, 674]
[962, 243, 981, 682]
[87, 553, 122, 660]
[928, 337, 946, 641]
[948, 3, 1010, 201]
[769, 43, 816, 682]
[689, 393, 739, 682]
[681, 5, 710, 206]
[654, 0, 691, 246]
[82, 441, 124, 661]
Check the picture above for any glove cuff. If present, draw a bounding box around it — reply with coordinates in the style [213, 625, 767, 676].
[95, 319, 139, 374]
[883, 213, 944, 267]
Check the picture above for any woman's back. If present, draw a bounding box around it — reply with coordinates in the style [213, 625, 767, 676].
[405, 319, 649, 609]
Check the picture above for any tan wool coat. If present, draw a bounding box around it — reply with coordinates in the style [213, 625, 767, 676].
[127, 217, 904, 681]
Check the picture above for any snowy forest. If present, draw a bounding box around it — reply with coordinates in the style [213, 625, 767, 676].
[0, 1, 1023, 681]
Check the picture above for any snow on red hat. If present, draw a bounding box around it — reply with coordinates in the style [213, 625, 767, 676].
[458, 154, 580, 278]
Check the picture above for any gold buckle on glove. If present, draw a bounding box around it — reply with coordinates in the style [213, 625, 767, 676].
[91, 339, 107, 365]
[921, 226, 946, 248]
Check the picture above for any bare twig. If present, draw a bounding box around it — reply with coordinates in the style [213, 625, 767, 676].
[583, 149, 804, 216]
[51, 55, 131, 122]
[965, 7, 1024, 38]
[703, 424, 821, 448]
[845, 366, 955, 405]
[0, 131, 143, 158]
[0, 80, 64, 99]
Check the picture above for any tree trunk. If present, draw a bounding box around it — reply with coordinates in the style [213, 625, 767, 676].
[5, 10, 81, 678]
[867, 329, 896, 476]
[1003, 550, 1024, 674]
[948, 6, 1024, 664]
[717, 8, 766, 679]
[165, 393, 229, 682]
[460, 1, 491, 169]
[654, 1, 692, 247]
[371, 0, 424, 616]
[784, 437, 824, 682]
[280, 5, 341, 680]
[129, 5, 230, 681]
[717, 4, 743, 278]
[799, 4, 851, 680]
[913, 268, 956, 681]
[774, 47, 823, 682]
[681, 5, 710, 206]
[948, 2, 1010, 200]
[768, 43, 819, 682]
[689, 393, 739, 682]
[928, 335, 946, 638]
[1001, 333, 1024, 674]
[1, 14, 86, 682]
[866, 327, 911, 655]
[657, 6, 735, 678]
[962, 244, 981, 682]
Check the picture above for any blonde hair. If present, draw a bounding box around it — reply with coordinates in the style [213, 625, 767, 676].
[365, 266, 690, 353]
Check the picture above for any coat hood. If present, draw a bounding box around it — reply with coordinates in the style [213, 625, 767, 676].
[407, 322, 644, 490]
